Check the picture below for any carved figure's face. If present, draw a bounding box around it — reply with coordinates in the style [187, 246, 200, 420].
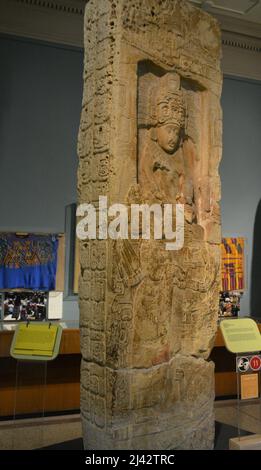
[156, 124, 180, 154]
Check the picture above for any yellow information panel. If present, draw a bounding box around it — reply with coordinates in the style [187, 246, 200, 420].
[220, 318, 261, 354]
[11, 323, 62, 361]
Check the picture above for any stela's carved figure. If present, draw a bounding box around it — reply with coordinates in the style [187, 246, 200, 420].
[138, 70, 197, 230]
[78, 0, 223, 450]
[139, 73, 186, 203]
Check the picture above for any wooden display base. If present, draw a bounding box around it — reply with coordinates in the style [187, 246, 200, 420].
[230, 435, 261, 450]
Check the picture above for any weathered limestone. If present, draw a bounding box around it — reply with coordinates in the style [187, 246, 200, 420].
[78, 0, 222, 450]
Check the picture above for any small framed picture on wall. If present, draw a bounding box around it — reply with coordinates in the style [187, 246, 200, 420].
[2, 291, 48, 321]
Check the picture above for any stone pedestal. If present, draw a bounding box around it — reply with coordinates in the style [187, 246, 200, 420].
[78, 0, 222, 450]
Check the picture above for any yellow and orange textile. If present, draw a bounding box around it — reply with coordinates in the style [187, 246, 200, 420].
[221, 238, 244, 292]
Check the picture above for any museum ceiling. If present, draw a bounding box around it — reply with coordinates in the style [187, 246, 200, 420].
[1, 1, 261, 26]
[191, 0, 261, 24]
[0, 0, 260, 81]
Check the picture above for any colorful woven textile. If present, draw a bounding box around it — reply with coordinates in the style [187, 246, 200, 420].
[0, 234, 58, 290]
[221, 237, 244, 292]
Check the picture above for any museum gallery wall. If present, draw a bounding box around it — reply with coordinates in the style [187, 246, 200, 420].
[78, 0, 222, 450]
[0, 35, 82, 321]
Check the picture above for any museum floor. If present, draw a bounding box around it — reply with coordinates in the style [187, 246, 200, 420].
[0, 400, 260, 450]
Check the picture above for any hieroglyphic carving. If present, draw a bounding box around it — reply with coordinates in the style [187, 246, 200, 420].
[78, 0, 222, 450]
[81, 361, 106, 429]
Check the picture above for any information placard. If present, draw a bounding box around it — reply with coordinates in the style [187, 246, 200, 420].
[11, 323, 62, 361]
[220, 318, 261, 354]
[241, 373, 259, 400]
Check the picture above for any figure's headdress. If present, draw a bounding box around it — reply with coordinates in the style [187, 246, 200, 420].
[138, 72, 185, 128]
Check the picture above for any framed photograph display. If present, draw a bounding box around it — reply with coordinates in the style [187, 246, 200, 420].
[2, 291, 48, 321]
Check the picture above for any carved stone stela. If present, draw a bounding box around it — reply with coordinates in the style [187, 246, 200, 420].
[78, 0, 222, 450]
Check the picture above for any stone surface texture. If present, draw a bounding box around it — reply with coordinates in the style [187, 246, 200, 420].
[78, 0, 222, 450]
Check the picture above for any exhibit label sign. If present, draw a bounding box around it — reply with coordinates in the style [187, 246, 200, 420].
[11, 323, 62, 361]
[220, 318, 261, 354]
[240, 373, 259, 400]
